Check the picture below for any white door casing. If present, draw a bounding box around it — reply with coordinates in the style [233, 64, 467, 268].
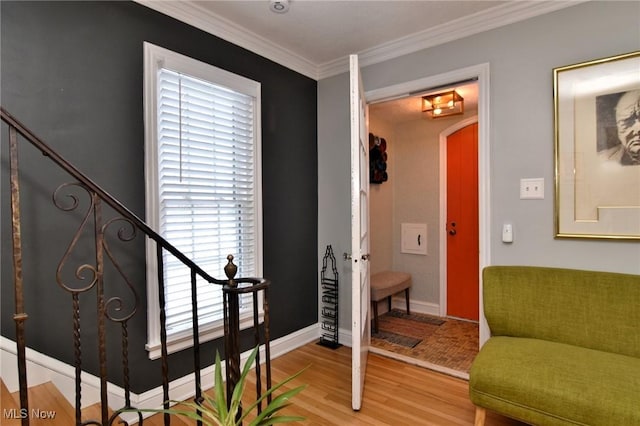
[366, 63, 491, 346]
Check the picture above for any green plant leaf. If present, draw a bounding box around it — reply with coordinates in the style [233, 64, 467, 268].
[127, 345, 307, 426]
[126, 404, 217, 426]
[241, 364, 308, 423]
[197, 395, 225, 426]
[213, 351, 229, 420]
[228, 345, 259, 418]
[234, 346, 259, 401]
[254, 415, 306, 426]
[248, 386, 306, 426]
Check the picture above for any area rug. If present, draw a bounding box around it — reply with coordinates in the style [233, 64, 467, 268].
[371, 310, 479, 375]
[385, 310, 445, 325]
[371, 330, 422, 348]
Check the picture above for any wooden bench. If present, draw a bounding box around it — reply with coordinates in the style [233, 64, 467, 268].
[370, 271, 411, 333]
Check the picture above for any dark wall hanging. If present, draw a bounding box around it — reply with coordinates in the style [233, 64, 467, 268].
[369, 132, 388, 184]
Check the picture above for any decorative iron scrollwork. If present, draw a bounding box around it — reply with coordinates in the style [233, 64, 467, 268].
[54, 182, 98, 294]
[103, 217, 139, 323]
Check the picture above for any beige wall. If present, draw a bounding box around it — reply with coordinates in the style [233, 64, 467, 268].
[369, 107, 477, 311]
[368, 116, 395, 275]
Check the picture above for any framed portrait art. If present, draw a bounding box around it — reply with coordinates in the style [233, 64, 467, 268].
[554, 51, 640, 240]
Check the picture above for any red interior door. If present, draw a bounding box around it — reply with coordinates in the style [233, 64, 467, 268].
[446, 123, 479, 321]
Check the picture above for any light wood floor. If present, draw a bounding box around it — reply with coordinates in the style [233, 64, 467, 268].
[1, 342, 525, 425]
[240, 342, 524, 426]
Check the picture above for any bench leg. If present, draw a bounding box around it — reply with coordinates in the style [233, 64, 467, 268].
[405, 288, 410, 315]
[474, 407, 486, 426]
[387, 296, 392, 311]
[372, 301, 379, 333]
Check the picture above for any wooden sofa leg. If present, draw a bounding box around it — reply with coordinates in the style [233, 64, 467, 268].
[474, 407, 486, 426]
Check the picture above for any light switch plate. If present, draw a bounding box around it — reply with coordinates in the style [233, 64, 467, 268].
[502, 223, 513, 243]
[520, 178, 544, 199]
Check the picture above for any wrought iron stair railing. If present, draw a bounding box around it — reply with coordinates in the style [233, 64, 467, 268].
[1, 106, 271, 426]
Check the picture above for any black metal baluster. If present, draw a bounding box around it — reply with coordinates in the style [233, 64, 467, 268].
[156, 245, 170, 426]
[8, 125, 30, 426]
[263, 287, 272, 403]
[223, 255, 241, 420]
[101, 216, 140, 426]
[252, 290, 262, 414]
[190, 269, 203, 426]
[122, 321, 131, 406]
[94, 196, 109, 424]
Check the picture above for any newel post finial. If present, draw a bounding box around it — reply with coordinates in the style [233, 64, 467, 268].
[224, 254, 237, 287]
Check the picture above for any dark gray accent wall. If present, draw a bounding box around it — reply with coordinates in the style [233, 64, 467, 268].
[1, 1, 318, 392]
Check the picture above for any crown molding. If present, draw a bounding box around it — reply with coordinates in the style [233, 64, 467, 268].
[135, 1, 586, 81]
[317, 1, 586, 79]
[134, 0, 320, 80]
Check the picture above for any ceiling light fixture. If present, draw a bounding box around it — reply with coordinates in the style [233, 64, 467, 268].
[269, 0, 290, 14]
[422, 90, 464, 119]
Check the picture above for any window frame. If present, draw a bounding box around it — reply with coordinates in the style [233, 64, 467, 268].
[143, 42, 263, 359]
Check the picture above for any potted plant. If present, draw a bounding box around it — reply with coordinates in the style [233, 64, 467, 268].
[137, 346, 307, 425]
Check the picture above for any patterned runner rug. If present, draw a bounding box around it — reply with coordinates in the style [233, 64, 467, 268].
[385, 310, 445, 325]
[371, 310, 478, 375]
[371, 330, 422, 348]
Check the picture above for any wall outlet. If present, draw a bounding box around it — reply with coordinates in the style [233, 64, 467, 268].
[520, 178, 544, 199]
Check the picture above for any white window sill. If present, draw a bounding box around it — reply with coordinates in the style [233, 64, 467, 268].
[146, 312, 263, 360]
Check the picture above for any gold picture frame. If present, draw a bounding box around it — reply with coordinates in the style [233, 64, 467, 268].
[554, 51, 640, 240]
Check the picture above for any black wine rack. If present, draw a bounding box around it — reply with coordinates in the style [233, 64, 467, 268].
[319, 245, 341, 348]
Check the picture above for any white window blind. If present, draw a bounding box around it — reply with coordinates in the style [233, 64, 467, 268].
[144, 42, 262, 357]
[157, 69, 256, 333]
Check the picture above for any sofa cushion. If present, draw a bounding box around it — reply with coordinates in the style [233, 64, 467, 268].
[470, 336, 640, 426]
[483, 266, 640, 358]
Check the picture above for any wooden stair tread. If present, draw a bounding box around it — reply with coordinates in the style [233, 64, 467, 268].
[2, 378, 192, 425]
[141, 401, 203, 425]
[81, 402, 113, 424]
[81, 402, 126, 425]
[0, 381, 73, 425]
[0, 380, 125, 426]
[1, 379, 21, 426]
[1, 379, 19, 408]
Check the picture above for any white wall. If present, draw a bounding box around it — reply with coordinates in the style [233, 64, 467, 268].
[317, 74, 353, 330]
[318, 1, 640, 332]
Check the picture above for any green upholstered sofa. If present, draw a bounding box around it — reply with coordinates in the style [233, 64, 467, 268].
[469, 266, 640, 426]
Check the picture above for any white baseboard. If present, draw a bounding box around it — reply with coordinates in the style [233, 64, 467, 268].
[1, 323, 319, 424]
[374, 298, 440, 317]
[392, 298, 440, 317]
[338, 327, 352, 347]
[0, 336, 102, 408]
